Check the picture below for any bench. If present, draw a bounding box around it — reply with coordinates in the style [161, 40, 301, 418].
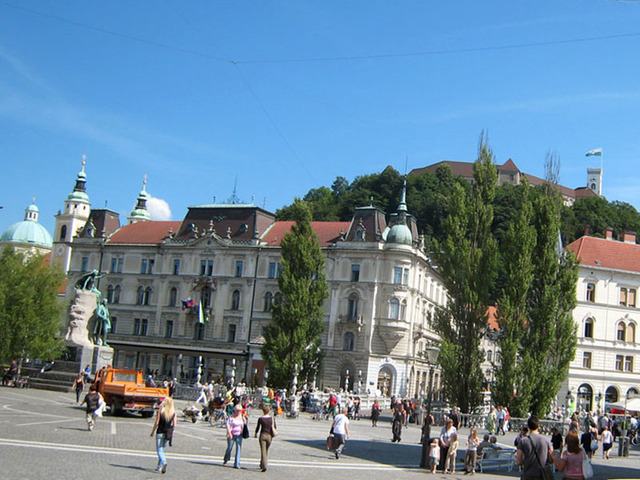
[476, 449, 516, 473]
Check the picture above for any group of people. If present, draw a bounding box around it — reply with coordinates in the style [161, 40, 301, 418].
[486, 405, 510, 435]
[2, 360, 19, 386]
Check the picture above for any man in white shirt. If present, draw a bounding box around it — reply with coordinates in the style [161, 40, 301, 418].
[331, 407, 350, 459]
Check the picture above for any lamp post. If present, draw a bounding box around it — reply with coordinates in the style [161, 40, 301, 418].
[420, 345, 440, 468]
[230, 358, 236, 388]
[292, 363, 298, 395]
[252, 368, 258, 387]
[358, 370, 362, 394]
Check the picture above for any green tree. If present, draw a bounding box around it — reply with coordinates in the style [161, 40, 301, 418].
[433, 138, 498, 412]
[516, 179, 578, 416]
[0, 247, 65, 370]
[262, 199, 329, 389]
[493, 181, 536, 414]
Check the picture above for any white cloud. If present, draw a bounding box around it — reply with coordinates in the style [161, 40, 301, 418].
[147, 196, 172, 221]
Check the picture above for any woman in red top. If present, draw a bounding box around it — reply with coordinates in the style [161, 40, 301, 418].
[553, 431, 587, 480]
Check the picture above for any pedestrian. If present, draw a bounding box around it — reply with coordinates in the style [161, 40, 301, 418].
[370, 399, 381, 427]
[428, 437, 441, 474]
[71, 373, 85, 404]
[331, 406, 350, 459]
[438, 418, 457, 472]
[150, 397, 176, 474]
[444, 432, 459, 474]
[81, 384, 103, 431]
[581, 427, 598, 459]
[2, 360, 18, 386]
[391, 401, 406, 442]
[515, 415, 553, 480]
[353, 396, 361, 420]
[255, 404, 277, 472]
[196, 382, 208, 405]
[496, 406, 506, 435]
[82, 364, 92, 383]
[550, 427, 563, 466]
[601, 425, 613, 459]
[223, 403, 246, 468]
[487, 406, 497, 434]
[464, 427, 480, 475]
[514, 426, 529, 447]
[552, 431, 587, 480]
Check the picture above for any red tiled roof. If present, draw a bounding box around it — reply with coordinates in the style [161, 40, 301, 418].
[567, 236, 640, 273]
[262, 221, 351, 247]
[107, 221, 181, 245]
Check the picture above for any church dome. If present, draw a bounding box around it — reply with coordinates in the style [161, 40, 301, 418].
[1, 202, 53, 248]
[386, 223, 413, 245]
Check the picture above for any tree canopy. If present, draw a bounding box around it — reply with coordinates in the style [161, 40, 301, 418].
[0, 247, 66, 367]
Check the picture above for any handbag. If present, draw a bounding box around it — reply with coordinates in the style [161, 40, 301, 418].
[582, 449, 593, 479]
[242, 422, 250, 439]
[531, 436, 554, 480]
[590, 439, 598, 451]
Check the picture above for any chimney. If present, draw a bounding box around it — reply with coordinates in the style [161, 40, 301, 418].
[605, 227, 613, 240]
[584, 224, 590, 236]
[623, 231, 637, 244]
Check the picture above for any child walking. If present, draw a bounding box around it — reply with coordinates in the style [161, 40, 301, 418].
[465, 427, 480, 475]
[429, 437, 441, 474]
[444, 432, 459, 474]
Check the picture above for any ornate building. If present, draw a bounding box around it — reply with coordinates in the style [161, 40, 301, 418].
[62, 170, 446, 397]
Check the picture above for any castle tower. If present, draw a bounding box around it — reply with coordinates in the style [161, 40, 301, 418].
[52, 156, 91, 273]
[127, 177, 152, 224]
[587, 167, 602, 196]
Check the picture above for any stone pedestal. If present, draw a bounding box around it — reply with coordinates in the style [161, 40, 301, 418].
[72, 344, 114, 375]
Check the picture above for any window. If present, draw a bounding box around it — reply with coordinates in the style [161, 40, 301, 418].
[628, 323, 636, 343]
[141, 319, 148, 336]
[343, 332, 355, 351]
[165, 320, 173, 338]
[235, 260, 244, 277]
[110, 316, 116, 334]
[274, 292, 282, 305]
[173, 259, 180, 275]
[107, 285, 115, 303]
[133, 318, 141, 336]
[263, 292, 273, 312]
[625, 356, 634, 372]
[137, 286, 145, 305]
[583, 352, 592, 369]
[81, 256, 89, 272]
[268, 262, 282, 279]
[393, 267, 409, 285]
[487, 350, 493, 363]
[110, 257, 123, 273]
[227, 324, 237, 343]
[194, 322, 204, 340]
[621, 288, 628, 306]
[113, 285, 120, 304]
[615, 355, 624, 371]
[141, 258, 154, 274]
[60, 225, 67, 241]
[201, 286, 212, 309]
[351, 264, 360, 282]
[200, 259, 213, 276]
[231, 290, 241, 310]
[390, 298, 400, 319]
[586, 283, 595, 302]
[617, 322, 626, 341]
[169, 287, 178, 307]
[630, 289, 637, 308]
[347, 293, 359, 320]
[400, 300, 407, 321]
[584, 318, 594, 338]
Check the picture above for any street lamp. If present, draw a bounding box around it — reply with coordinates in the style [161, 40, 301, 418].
[420, 344, 440, 469]
[292, 363, 298, 395]
[230, 358, 236, 388]
[358, 370, 362, 394]
[344, 369, 350, 392]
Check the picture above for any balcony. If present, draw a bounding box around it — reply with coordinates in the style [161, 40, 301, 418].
[338, 314, 364, 331]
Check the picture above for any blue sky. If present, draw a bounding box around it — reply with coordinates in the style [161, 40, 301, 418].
[2, 1, 640, 236]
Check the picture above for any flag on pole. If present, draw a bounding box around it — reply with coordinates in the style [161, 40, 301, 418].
[198, 299, 205, 324]
[586, 148, 603, 157]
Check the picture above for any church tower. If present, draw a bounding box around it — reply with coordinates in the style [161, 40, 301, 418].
[52, 156, 91, 273]
[127, 177, 152, 224]
[587, 167, 602, 196]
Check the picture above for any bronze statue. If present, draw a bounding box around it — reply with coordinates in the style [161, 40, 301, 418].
[94, 298, 111, 346]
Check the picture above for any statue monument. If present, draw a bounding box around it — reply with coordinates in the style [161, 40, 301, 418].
[65, 270, 113, 370]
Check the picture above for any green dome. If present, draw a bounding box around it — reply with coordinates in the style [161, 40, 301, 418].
[1, 203, 53, 248]
[386, 224, 413, 245]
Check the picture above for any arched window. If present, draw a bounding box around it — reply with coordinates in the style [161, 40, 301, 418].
[60, 225, 67, 241]
[389, 298, 400, 320]
[263, 292, 273, 312]
[347, 293, 359, 321]
[400, 299, 407, 320]
[584, 317, 594, 338]
[201, 286, 212, 309]
[605, 386, 619, 404]
[107, 284, 115, 303]
[487, 350, 493, 363]
[586, 283, 596, 302]
[377, 367, 393, 397]
[343, 332, 355, 351]
[137, 286, 145, 305]
[617, 322, 626, 341]
[231, 290, 241, 310]
[169, 287, 178, 307]
[627, 323, 636, 343]
[577, 383, 593, 413]
[144, 287, 152, 306]
[274, 292, 282, 306]
[113, 285, 120, 304]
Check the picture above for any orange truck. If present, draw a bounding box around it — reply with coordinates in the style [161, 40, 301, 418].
[93, 367, 168, 417]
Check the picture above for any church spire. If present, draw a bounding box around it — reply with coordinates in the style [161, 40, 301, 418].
[128, 175, 151, 224]
[67, 155, 89, 202]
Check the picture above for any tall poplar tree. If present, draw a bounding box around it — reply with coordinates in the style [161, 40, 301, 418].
[262, 199, 329, 390]
[494, 181, 536, 414]
[433, 138, 498, 412]
[0, 247, 65, 369]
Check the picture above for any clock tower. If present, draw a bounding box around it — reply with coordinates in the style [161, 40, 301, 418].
[587, 167, 602, 197]
[52, 156, 91, 273]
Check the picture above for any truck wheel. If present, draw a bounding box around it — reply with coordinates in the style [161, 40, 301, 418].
[110, 400, 122, 416]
